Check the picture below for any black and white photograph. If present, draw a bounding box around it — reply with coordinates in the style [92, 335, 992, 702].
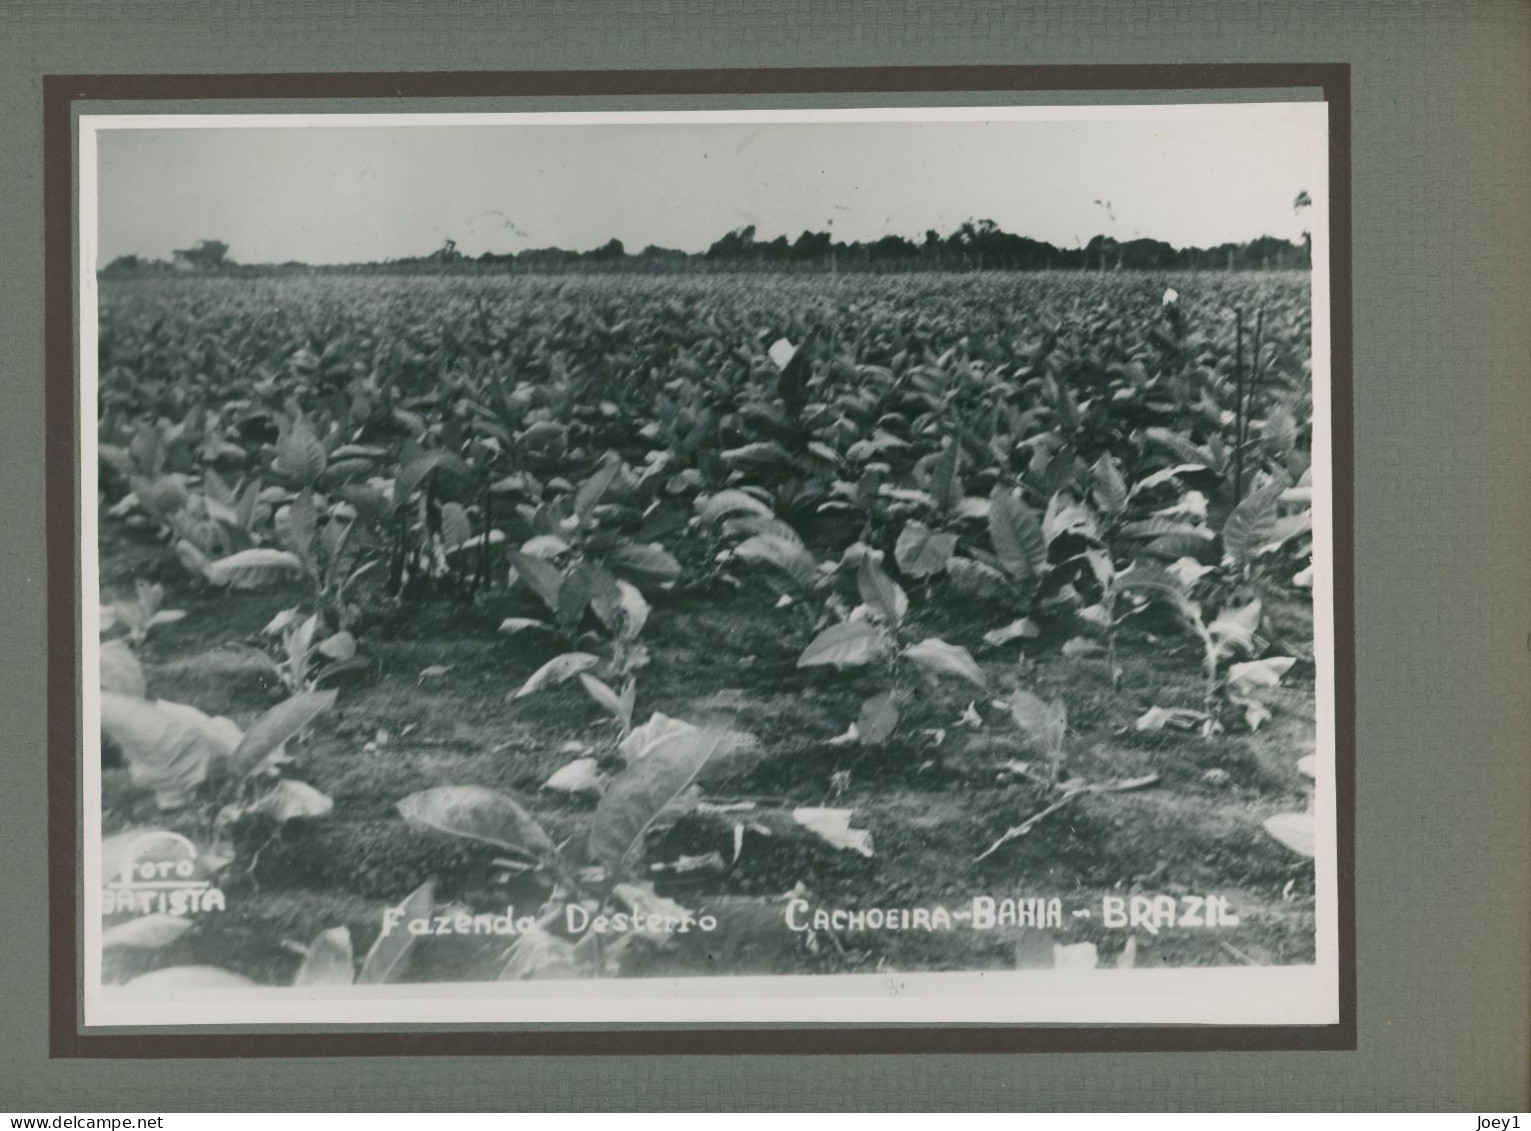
[80, 103, 1338, 1028]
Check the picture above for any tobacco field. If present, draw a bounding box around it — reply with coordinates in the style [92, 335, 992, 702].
[94, 270, 1322, 991]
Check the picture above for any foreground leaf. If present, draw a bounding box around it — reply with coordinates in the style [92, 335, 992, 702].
[619, 712, 698, 763]
[1263, 812, 1317, 858]
[397, 787, 560, 865]
[294, 927, 355, 986]
[856, 691, 900, 746]
[1007, 689, 1067, 755]
[513, 652, 601, 699]
[894, 521, 958, 577]
[1134, 705, 1210, 732]
[855, 556, 907, 625]
[228, 690, 337, 776]
[606, 542, 682, 589]
[588, 727, 734, 877]
[100, 692, 242, 809]
[945, 556, 1010, 600]
[507, 551, 564, 614]
[100, 640, 146, 697]
[791, 808, 874, 857]
[696, 490, 773, 523]
[544, 756, 603, 795]
[1090, 455, 1128, 516]
[1209, 599, 1262, 656]
[797, 620, 889, 669]
[1226, 656, 1297, 691]
[987, 487, 1048, 581]
[903, 638, 985, 688]
[247, 779, 334, 823]
[1222, 486, 1280, 565]
[499, 924, 581, 981]
[734, 534, 819, 590]
[201, 548, 305, 590]
[356, 880, 435, 984]
[982, 618, 1040, 647]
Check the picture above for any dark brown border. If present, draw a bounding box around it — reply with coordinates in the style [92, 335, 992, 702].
[46, 64, 1355, 1059]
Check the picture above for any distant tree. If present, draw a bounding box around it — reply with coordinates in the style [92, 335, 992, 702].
[172, 239, 231, 270]
[639, 244, 688, 263]
[101, 254, 149, 275]
[859, 234, 913, 265]
[790, 230, 832, 261]
[431, 238, 462, 263]
[1293, 190, 1313, 262]
[705, 225, 757, 259]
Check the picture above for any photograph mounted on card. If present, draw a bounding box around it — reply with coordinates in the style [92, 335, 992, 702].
[52, 66, 1354, 1051]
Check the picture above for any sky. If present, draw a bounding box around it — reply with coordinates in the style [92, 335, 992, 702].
[93, 108, 1326, 266]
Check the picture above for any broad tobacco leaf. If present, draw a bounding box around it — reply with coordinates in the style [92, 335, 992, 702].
[856, 692, 900, 747]
[228, 690, 337, 776]
[201, 548, 306, 590]
[499, 924, 581, 981]
[1090, 455, 1128, 516]
[100, 640, 146, 697]
[612, 882, 696, 939]
[274, 418, 327, 487]
[903, 638, 985, 688]
[513, 652, 601, 699]
[577, 674, 628, 727]
[588, 726, 735, 878]
[894, 521, 958, 578]
[507, 551, 564, 614]
[392, 449, 463, 510]
[606, 541, 682, 589]
[439, 501, 472, 547]
[855, 556, 907, 626]
[544, 755, 604, 795]
[317, 631, 357, 661]
[1052, 942, 1100, 971]
[982, 618, 1041, 647]
[1208, 599, 1263, 657]
[397, 787, 560, 865]
[1262, 812, 1316, 858]
[294, 927, 355, 986]
[619, 712, 697, 763]
[945, 556, 1010, 600]
[797, 620, 889, 669]
[734, 534, 819, 591]
[1227, 656, 1297, 692]
[1042, 492, 1098, 545]
[1007, 688, 1068, 756]
[987, 487, 1047, 581]
[247, 779, 334, 823]
[356, 880, 435, 985]
[100, 692, 243, 809]
[791, 807, 874, 857]
[1222, 485, 1281, 565]
[696, 489, 773, 523]
[614, 580, 650, 640]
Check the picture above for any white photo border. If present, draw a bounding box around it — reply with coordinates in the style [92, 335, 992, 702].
[78, 101, 1337, 1030]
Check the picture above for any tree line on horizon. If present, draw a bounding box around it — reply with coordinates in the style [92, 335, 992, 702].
[102, 209, 1313, 279]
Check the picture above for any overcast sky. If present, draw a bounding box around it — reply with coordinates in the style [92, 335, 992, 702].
[94, 109, 1325, 265]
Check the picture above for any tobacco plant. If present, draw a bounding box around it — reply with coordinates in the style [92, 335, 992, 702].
[397, 714, 752, 978]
